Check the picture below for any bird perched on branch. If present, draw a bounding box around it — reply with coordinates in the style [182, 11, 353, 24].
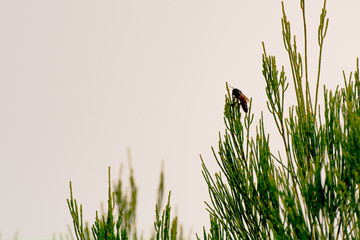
[231, 87, 249, 113]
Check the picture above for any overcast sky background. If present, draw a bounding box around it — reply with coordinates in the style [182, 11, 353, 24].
[1, 0, 359, 239]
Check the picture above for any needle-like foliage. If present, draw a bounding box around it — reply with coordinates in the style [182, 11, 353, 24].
[66, 1, 359, 239]
[67, 161, 182, 240]
[201, 0, 360, 239]
[67, 167, 125, 240]
[113, 150, 138, 239]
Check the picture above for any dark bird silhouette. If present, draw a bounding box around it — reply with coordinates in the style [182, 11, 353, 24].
[231, 88, 249, 113]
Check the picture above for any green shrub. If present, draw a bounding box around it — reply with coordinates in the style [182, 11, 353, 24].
[201, 0, 360, 239]
[67, 0, 360, 239]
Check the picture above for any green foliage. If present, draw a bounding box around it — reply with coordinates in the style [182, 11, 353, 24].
[152, 192, 179, 240]
[151, 164, 183, 240]
[113, 151, 138, 239]
[196, 216, 226, 240]
[67, 167, 125, 240]
[201, 0, 360, 239]
[66, 1, 360, 239]
[67, 163, 182, 240]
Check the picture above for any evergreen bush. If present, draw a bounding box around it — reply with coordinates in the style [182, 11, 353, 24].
[67, 0, 360, 239]
[201, 0, 360, 239]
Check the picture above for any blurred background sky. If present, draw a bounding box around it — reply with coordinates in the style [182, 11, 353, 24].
[1, 0, 359, 239]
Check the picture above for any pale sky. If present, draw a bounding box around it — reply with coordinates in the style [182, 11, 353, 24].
[1, 0, 359, 239]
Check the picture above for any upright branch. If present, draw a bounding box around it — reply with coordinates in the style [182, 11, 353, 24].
[300, 0, 312, 113]
[114, 151, 138, 238]
[201, 0, 360, 239]
[262, 43, 292, 166]
[314, 0, 329, 117]
[281, 2, 306, 116]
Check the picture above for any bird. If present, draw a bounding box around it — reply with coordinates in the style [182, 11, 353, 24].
[231, 87, 249, 113]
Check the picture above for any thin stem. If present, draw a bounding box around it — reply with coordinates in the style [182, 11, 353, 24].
[314, 0, 329, 117]
[301, 0, 312, 114]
